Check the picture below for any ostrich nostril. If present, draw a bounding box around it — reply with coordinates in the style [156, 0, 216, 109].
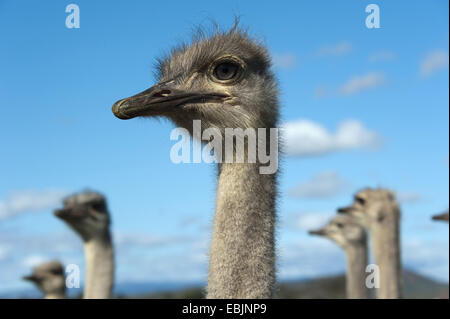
[152, 89, 171, 97]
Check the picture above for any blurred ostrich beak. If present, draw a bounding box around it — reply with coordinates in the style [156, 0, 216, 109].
[309, 229, 326, 236]
[23, 274, 40, 282]
[432, 212, 449, 222]
[54, 206, 88, 220]
[111, 81, 229, 120]
[337, 206, 352, 214]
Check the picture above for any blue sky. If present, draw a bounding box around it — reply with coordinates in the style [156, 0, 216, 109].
[0, 0, 448, 294]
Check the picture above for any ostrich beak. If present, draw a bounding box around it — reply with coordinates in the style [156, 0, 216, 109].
[337, 206, 352, 214]
[309, 229, 326, 236]
[432, 212, 449, 222]
[23, 274, 41, 282]
[112, 81, 229, 120]
[54, 206, 88, 220]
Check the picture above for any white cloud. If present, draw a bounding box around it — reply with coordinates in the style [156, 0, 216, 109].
[0, 189, 70, 220]
[339, 72, 386, 95]
[22, 255, 48, 268]
[420, 50, 449, 77]
[369, 51, 395, 63]
[273, 53, 297, 70]
[397, 192, 422, 204]
[0, 231, 80, 255]
[282, 119, 382, 157]
[292, 212, 334, 230]
[316, 41, 352, 57]
[289, 171, 350, 199]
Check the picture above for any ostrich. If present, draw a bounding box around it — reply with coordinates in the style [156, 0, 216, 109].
[338, 188, 402, 299]
[309, 215, 369, 299]
[111, 25, 279, 298]
[54, 191, 114, 299]
[23, 260, 66, 299]
[432, 211, 449, 223]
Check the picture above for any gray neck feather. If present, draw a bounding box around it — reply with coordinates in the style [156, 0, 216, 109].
[207, 162, 276, 298]
[83, 232, 114, 299]
[345, 241, 369, 299]
[371, 210, 402, 299]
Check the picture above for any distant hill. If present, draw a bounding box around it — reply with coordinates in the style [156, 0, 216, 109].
[274, 269, 449, 299]
[126, 269, 449, 299]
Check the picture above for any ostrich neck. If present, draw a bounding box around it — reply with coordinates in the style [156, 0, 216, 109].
[44, 292, 65, 299]
[344, 242, 369, 299]
[371, 215, 402, 299]
[207, 162, 276, 298]
[83, 232, 114, 299]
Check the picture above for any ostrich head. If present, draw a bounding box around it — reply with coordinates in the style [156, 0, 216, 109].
[23, 260, 65, 297]
[337, 188, 400, 228]
[309, 215, 366, 249]
[54, 191, 110, 242]
[112, 25, 279, 135]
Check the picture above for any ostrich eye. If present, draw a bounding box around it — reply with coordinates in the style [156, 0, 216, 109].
[91, 202, 105, 211]
[336, 223, 344, 228]
[213, 62, 239, 81]
[50, 269, 62, 275]
[355, 197, 366, 205]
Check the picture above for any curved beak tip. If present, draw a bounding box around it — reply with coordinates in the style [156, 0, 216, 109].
[112, 100, 132, 120]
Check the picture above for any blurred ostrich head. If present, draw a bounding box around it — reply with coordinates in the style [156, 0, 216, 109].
[337, 188, 400, 228]
[309, 215, 366, 249]
[23, 260, 65, 298]
[54, 191, 110, 242]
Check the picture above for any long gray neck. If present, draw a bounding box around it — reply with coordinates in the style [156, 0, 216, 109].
[83, 233, 114, 299]
[371, 213, 402, 299]
[344, 241, 369, 299]
[207, 162, 277, 298]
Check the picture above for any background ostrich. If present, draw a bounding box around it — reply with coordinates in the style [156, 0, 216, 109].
[112, 25, 279, 298]
[23, 260, 66, 299]
[309, 215, 369, 299]
[432, 211, 449, 223]
[54, 191, 114, 299]
[338, 188, 402, 299]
